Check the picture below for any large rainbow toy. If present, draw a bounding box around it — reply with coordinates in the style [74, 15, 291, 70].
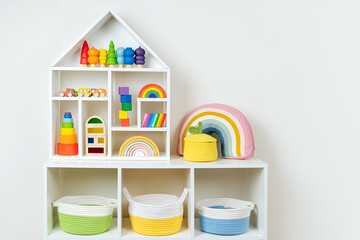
[138, 84, 167, 98]
[177, 104, 255, 159]
[119, 136, 160, 157]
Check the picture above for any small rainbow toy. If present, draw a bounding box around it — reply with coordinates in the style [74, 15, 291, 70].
[177, 104, 255, 159]
[119, 136, 160, 157]
[138, 84, 167, 98]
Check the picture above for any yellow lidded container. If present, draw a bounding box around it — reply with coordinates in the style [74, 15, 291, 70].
[183, 134, 218, 162]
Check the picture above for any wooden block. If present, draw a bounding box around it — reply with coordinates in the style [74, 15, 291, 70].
[119, 87, 129, 95]
[62, 122, 74, 128]
[61, 128, 75, 135]
[122, 102, 132, 111]
[119, 110, 128, 119]
[60, 134, 77, 144]
[58, 143, 78, 155]
[121, 118, 130, 127]
[121, 95, 132, 103]
[86, 146, 106, 155]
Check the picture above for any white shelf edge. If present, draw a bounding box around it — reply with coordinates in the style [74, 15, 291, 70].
[137, 98, 168, 102]
[52, 97, 109, 101]
[50, 66, 168, 73]
[111, 126, 168, 132]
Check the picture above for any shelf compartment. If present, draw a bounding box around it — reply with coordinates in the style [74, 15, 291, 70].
[111, 131, 167, 161]
[111, 71, 167, 128]
[45, 168, 119, 239]
[51, 101, 79, 158]
[137, 101, 168, 128]
[194, 168, 267, 239]
[121, 168, 191, 239]
[51, 70, 108, 97]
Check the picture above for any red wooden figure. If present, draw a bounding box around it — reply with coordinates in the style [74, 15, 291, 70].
[80, 41, 89, 67]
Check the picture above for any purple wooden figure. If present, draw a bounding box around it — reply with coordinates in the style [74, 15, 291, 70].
[135, 46, 145, 68]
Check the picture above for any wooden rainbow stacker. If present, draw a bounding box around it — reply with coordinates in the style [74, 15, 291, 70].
[57, 112, 78, 155]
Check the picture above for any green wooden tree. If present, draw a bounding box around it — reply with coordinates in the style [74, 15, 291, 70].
[106, 40, 117, 67]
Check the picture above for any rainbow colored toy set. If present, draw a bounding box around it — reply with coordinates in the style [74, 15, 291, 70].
[81, 41, 145, 68]
[58, 112, 78, 156]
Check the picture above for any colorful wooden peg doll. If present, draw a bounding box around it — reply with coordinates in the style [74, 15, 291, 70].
[99, 49, 107, 68]
[88, 47, 99, 67]
[135, 46, 145, 68]
[106, 41, 117, 68]
[80, 41, 89, 67]
[116, 47, 125, 68]
[124, 47, 135, 68]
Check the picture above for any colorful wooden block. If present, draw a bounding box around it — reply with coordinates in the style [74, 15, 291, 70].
[60, 134, 77, 144]
[61, 128, 75, 135]
[119, 110, 128, 119]
[62, 122, 74, 128]
[119, 87, 129, 95]
[121, 118, 130, 127]
[121, 95, 132, 103]
[63, 118, 73, 123]
[58, 143, 78, 156]
[122, 102, 132, 111]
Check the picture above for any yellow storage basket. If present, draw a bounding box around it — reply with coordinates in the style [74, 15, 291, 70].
[129, 214, 183, 236]
[183, 134, 217, 162]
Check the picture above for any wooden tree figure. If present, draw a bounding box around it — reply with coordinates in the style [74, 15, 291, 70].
[80, 41, 89, 67]
[135, 46, 145, 68]
[88, 47, 99, 67]
[106, 40, 117, 68]
[99, 49, 107, 68]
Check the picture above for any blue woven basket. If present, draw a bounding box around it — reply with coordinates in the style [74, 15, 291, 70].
[199, 214, 250, 235]
[196, 198, 254, 236]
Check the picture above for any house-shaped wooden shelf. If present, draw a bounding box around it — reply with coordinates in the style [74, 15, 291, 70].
[49, 11, 170, 161]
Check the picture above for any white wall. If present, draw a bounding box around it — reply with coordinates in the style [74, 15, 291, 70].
[0, 0, 359, 239]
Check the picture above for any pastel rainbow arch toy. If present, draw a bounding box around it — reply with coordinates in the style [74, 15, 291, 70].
[138, 84, 167, 98]
[119, 136, 160, 157]
[177, 104, 255, 159]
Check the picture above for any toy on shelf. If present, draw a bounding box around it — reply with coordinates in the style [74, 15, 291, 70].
[99, 49, 107, 68]
[177, 104, 255, 160]
[183, 122, 217, 162]
[78, 88, 92, 97]
[88, 47, 99, 67]
[138, 84, 167, 98]
[123, 47, 135, 68]
[59, 88, 77, 97]
[93, 88, 107, 97]
[106, 41, 117, 68]
[119, 136, 160, 157]
[134, 46, 145, 68]
[80, 41, 89, 67]
[116, 47, 125, 68]
[85, 116, 106, 155]
[58, 112, 78, 156]
[142, 113, 166, 128]
[118, 87, 131, 127]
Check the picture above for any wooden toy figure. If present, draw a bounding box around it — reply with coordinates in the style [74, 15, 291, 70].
[124, 47, 135, 68]
[106, 41, 117, 68]
[135, 46, 145, 68]
[99, 49, 107, 68]
[116, 47, 125, 68]
[88, 47, 99, 67]
[80, 41, 89, 67]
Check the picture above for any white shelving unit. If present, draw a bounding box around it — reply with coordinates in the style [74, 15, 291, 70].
[45, 11, 268, 240]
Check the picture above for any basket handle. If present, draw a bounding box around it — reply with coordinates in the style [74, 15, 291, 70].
[122, 187, 135, 205]
[107, 198, 118, 208]
[178, 188, 189, 205]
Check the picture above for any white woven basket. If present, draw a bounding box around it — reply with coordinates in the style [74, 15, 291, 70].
[53, 195, 117, 217]
[196, 198, 254, 219]
[123, 187, 188, 219]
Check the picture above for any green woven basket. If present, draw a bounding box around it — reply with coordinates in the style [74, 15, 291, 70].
[58, 212, 113, 235]
[53, 196, 117, 236]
